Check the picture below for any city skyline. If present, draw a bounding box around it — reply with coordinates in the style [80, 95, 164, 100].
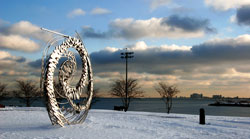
[1, 0, 250, 97]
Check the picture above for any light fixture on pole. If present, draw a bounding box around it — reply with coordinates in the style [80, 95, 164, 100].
[121, 48, 134, 112]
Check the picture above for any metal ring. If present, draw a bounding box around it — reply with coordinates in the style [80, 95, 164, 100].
[43, 37, 93, 126]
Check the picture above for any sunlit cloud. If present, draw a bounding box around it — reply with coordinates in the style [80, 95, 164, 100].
[81, 16, 215, 40]
[0, 20, 52, 42]
[90, 7, 111, 15]
[5, 70, 28, 76]
[204, 0, 250, 11]
[0, 20, 54, 52]
[0, 34, 39, 52]
[0, 50, 26, 66]
[0, 50, 16, 60]
[150, 0, 171, 11]
[67, 8, 86, 18]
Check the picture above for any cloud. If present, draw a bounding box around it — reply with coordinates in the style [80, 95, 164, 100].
[204, 0, 250, 11]
[0, 19, 9, 26]
[236, 5, 250, 26]
[81, 16, 215, 40]
[67, 8, 86, 18]
[191, 34, 250, 62]
[0, 50, 26, 69]
[27, 34, 250, 97]
[0, 50, 39, 88]
[4, 70, 28, 76]
[82, 26, 109, 39]
[0, 34, 40, 52]
[150, 0, 171, 11]
[88, 34, 250, 75]
[94, 34, 250, 96]
[15, 57, 26, 63]
[31, 33, 250, 74]
[127, 41, 191, 51]
[7, 21, 50, 41]
[29, 34, 250, 75]
[0, 20, 53, 52]
[28, 59, 41, 69]
[162, 15, 216, 33]
[91, 8, 111, 15]
[0, 20, 52, 42]
[90, 41, 192, 75]
[0, 50, 15, 60]
[91, 36, 250, 97]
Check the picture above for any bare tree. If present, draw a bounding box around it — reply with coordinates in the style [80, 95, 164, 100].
[110, 78, 144, 111]
[14, 80, 42, 107]
[0, 82, 7, 101]
[155, 82, 180, 114]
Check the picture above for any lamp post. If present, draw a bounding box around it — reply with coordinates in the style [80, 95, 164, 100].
[121, 48, 134, 111]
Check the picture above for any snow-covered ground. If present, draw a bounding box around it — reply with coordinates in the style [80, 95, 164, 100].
[0, 107, 250, 139]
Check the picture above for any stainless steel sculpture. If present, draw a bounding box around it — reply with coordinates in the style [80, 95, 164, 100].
[40, 28, 93, 127]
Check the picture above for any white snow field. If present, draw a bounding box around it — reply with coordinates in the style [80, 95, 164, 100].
[0, 107, 250, 139]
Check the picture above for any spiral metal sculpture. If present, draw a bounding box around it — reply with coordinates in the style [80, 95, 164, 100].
[40, 28, 93, 127]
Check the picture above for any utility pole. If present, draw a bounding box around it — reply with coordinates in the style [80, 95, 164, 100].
[121, 48, 134, 112]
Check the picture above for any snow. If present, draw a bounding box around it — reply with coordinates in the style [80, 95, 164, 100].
[0, 107, 250, 139]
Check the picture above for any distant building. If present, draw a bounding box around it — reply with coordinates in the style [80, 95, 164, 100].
[212, 95, 222, 99]
[203, 96, 210, 99]
[234, 96, 239, 99]
[190, 93, 203, 99]
[178, 96, 188, 99]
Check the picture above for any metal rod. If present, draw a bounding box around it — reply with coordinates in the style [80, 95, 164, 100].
[41, 27, 69, 38]
[125, 51, 128, 111]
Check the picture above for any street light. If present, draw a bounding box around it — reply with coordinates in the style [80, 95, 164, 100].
[121, 48, 134, 111]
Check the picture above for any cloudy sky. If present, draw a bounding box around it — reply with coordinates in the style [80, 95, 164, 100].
[1, 0, 250, 97]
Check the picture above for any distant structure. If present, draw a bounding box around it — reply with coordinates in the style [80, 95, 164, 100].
[212, 95, 222, 99]
[190, 93, 203, 99]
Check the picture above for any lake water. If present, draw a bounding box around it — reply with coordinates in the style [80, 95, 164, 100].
[1, 98, 250, 117]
